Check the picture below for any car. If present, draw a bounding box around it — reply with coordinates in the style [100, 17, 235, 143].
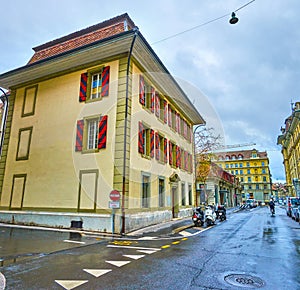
[291, 206, 300, 221]
[286, 197, 300, 217]
[246, 199, 257, 208]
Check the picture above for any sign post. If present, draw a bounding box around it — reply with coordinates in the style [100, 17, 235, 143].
[109, 190, 120, 236]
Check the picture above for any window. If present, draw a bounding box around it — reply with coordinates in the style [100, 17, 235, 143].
[230, 164, 233, 168]
[248, 177, 251, 182]
[239, 163, 243, 167]
[247, 169, 251, 174]
[263, 176, 267, 182]
[235, 170, 238, 175]
[188, 184, 192, 205]
[226, 164, 229, 168]
[158, 178, 165, 207]
[240, 170, 243, 175]
[235, 163, 238, 168]
[181, 182, 186, 206]
[142, 174, 150, 208]
[256, 184, 259, 190]
[87, 118, 99, 150]
[79, 66, 110, 102]
[241, 177, 244, 182]
[262, 168, 266, 174]
[262, 161, 265, 166]
[246, 162, 250, 167]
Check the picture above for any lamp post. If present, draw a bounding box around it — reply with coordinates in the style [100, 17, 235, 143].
[292, 178, 300, 197]
[0, 88, 8, 157]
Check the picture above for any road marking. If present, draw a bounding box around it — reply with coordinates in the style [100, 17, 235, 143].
[55, 280, 88, 289]
[83, 269, 112, 277]
[107, 245, 161, 251]
[123, 254, 145, 260]
[105, 260, 131, 267]
[137, 236, 157, 240]
[179, 230, 193, 237]
[172, 241, 180, 245]
[63, 240, 86, 244]
[137, 250, 157, 254]
[161, 245, 170, 249]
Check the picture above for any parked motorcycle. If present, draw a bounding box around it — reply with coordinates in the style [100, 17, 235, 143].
[204, 205, 217, 226]
[216, 205, 227, 221]
[192, 207, 205, 227]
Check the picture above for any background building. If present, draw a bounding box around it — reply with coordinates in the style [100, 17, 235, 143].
[277, 102, 300, 197]
[213, 149, 272, 204]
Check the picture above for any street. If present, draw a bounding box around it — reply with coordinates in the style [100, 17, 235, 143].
[1, 206, 300, 289]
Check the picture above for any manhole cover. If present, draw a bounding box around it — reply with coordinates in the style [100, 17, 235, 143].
[224, 274, 265, 288]
[0, 272, 6, 290]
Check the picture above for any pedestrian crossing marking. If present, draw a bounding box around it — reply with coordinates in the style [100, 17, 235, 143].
[55, 280, 88, 289]
[123, 254, 145, 260]
[105, 260, 131, 267]
[83, 269, 112, 277]
[136, 250, 157, 254]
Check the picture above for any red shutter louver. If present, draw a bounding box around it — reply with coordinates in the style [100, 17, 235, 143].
[155, 92, 160, 118]
[75, 120, 84, 151]
[79, 73, 88, 102]
[155, 132, 160, 160]
[101, 66, 110, 97]
[151, 87, 155, 113]
[98, 115, 108, 149]
[164, 100, 168, 124]
[138, 122, 145, 154]
[150, 129, 155, 158]
[164, 138, 168, 163]
[168, 105, 172, 127]
[176, 146, 181, 168]
[139, 75, 145, 106]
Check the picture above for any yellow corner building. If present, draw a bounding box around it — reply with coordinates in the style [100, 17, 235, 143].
[0, 14, 205, 233]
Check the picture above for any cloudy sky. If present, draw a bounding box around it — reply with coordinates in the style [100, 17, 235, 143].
[1, 0, 298, 182]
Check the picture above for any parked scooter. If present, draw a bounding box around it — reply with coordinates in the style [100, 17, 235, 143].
[204, 205, 217, 226]
[192, 207, 205, 227]
[216, 205, 227, 221]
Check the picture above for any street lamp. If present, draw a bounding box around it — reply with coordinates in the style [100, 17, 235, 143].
[0, 87, 8, 156]
[292, 178, 300, 197]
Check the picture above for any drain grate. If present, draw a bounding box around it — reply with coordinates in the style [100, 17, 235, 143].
[224, 274, 265, 288]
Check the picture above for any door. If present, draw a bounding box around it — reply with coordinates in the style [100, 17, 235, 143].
[172, 186, 179, 218]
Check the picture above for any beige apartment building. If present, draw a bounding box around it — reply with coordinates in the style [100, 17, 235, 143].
[0, 14, 205, 233]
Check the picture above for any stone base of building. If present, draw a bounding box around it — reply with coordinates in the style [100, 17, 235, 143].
[0, 208, 193, 234]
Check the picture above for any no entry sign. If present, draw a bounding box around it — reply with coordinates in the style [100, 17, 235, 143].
[109, 190, 120, 202]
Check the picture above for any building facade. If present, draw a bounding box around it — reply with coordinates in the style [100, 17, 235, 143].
[0, 14, 205, 233]
[196, 161, 242, 207]
[213, 149, 272, 203]
[277, 102, 300, 196]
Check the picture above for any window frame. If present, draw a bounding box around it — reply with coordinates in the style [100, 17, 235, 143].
[82, 115, 101, 153]
[86, 66, 107, 102]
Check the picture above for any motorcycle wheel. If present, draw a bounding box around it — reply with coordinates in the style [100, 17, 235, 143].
[206, 220, 211, 226]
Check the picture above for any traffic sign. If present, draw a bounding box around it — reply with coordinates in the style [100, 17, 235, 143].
[109, 201, 120, 209]
[109, 190, 120, 201]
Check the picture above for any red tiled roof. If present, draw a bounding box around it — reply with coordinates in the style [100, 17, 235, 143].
[28, 13, 136, 64]
[216, 149, 268, 159]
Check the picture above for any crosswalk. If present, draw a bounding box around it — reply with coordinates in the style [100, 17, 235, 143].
[54, 241, 181, 289]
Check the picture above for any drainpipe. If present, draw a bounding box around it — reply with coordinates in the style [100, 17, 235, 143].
[0, 88, 8, 157]
[121, 27, 139, 235]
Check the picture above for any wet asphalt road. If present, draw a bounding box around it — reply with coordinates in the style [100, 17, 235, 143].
[1, 206, 300, 289]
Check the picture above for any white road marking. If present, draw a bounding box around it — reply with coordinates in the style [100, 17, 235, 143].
[137, 236, 158, 240]
[107, 245, 161, 251]
[179, 230, 193, 237]
[123, 254, 145, 260]
[55, 280, 88, 289]
[105, 260, 131, 267]
[63, 240, 86, 244]
[83, 269, 112, 277]
[137, 250, 157, 254]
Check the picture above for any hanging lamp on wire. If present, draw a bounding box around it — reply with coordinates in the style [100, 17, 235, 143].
[229, 12, 239, 24]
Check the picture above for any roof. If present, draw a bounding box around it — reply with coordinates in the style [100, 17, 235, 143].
[215, 149, 268, 159]
[28, 13, 135, 64]
[0, 13, 205, 125]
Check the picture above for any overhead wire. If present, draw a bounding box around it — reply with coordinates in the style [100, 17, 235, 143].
[151, 0, 256, 45]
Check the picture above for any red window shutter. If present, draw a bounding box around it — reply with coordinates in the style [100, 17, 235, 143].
[101, 66, 110, 97]
[98, 115, 108, 149]
[151, 87, 155, 113]
[176, 146, 180, 168]
[164, 100, 168, 123]
[79, 73, 88, 102]
[139, 75, 145, 106]
[185, 151, 188, 170]
[138, 122, 145, 154]
[75, 120, 84, 151]
[164, 138, 168, 163]
[168, 105, 172, 127]
[150, 129, 155, 158]
[169, 141, 173, 165]
[155, 132, 160, 160]
[155, 92, 160, 118]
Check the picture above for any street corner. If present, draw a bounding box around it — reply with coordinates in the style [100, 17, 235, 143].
[0, 272, 6, 290]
